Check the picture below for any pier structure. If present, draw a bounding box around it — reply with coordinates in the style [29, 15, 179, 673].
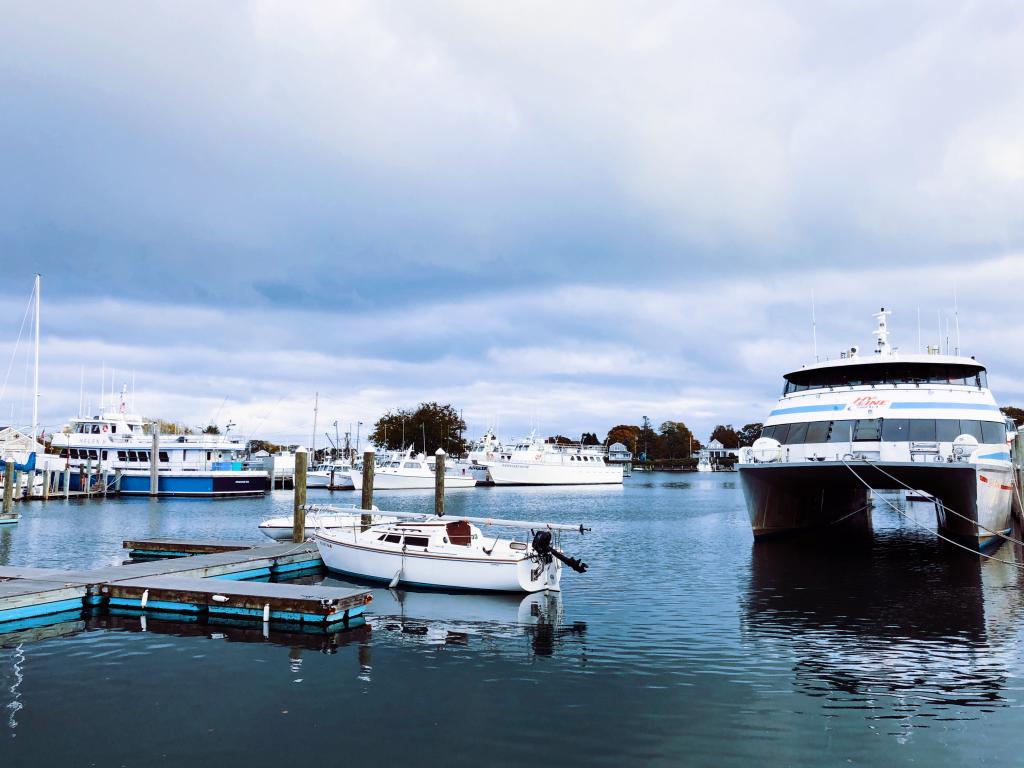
[0, 540, 369, 637]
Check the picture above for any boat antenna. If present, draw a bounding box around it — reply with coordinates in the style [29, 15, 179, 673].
[953, 287, 961, 356]
[31, 273, 39, 443]
[936, 310, 941, 354]
[872, 307, 892, 355]
[811, 291, 818, 361]
[78, 365, 84, 418]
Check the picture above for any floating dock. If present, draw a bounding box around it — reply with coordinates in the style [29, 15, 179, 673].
[0, 540, 368, 636]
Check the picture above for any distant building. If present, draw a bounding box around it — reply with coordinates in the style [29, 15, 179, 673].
[0, 427, 38, 462]
[701, 438, 740, 461]
[607, 442, 632, 463]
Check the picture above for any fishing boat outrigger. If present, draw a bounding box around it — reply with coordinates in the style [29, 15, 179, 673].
[738, 309, 1017, 549]
[312, 505, 589, 593]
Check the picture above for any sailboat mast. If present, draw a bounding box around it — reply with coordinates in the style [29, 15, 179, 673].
[311, 392, 319, 467]
[31, 274, 40, 443]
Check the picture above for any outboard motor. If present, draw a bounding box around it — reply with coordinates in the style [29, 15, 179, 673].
[531, 530, 588, 574]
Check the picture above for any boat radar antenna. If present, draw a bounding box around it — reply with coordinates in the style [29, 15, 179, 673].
[119, 384, 128, 414]
[872, 307, 893, 355]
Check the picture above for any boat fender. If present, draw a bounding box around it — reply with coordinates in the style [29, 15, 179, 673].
[263, 604, 270, 623]
[212, 594, 229, 603]
[140, 589, 149, 609]
[389, 570, 402, 589]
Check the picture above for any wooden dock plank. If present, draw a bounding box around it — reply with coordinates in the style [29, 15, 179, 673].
[123, 538, 260, 556]
[103, 575, 370, 623]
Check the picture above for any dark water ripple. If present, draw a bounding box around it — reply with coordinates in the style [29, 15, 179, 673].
[3, 477, 1024, 765]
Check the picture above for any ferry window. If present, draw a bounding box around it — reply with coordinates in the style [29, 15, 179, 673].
[69, 449, 78, 459]
[91, 425, 100, 434]
[59, 448, 68, 458]
[853, 419, 881, 441]
[128, 451, 138, 462]
[909, 420, 936, 441]
[960, 420, 984, 441]
[784, 422, 808, 444]
[760, 425, 776, 440]
[102, 451, 109, 460]
[110, 426, 117, 433]
[159, 451, 169, 462]
[935, 419, 960, 442]
[89, 449, 99, 460]
[206, 451, 211, 461]
[139, 451, 149, 462]
[404, 536, 429, 548]
[827, 420, 856, 443]
[881, 419, 909, 441]
[981, 421, 1006, 444]
[118, 451, 127, 461]
[772, 423, 791, 443]
[805, 421, 830, 443]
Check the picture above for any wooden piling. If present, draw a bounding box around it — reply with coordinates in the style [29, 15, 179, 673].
[434, 448, 446, 518]
[63, 467, 71, 499]
[293, 447, 308, 543]
[2, 461, 13, 515]
[360, 448, 375, 529]
[1013, 431, 1024, 525]
[85, 457, 92, 497]
[150, 432, 160, 496]
[42, 468, 50, 501]
[114, 469, 122, 494]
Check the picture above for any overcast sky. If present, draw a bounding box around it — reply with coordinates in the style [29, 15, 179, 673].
[1, 1, 1023, 445]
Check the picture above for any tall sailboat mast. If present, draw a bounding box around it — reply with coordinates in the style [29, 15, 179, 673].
[31, 273, 40, 443]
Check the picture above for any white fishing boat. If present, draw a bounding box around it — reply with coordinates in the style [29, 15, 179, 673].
[258, 505, 395, 541]
[483, 433, 623, 486]
[349, 448, 477, 490]
[738, 308, 1016, 549]
[307, 461, 354, 489]
[696, 452, 713, 472]
[314, 507, 588, 593]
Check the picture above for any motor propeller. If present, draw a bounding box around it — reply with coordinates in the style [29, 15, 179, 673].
[531, 530, 588, 574]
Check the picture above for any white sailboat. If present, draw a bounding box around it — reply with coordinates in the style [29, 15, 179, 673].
[314, 506, 589, 593]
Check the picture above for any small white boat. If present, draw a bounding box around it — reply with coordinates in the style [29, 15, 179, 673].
[308, 461, 354, 489]
[258, 506, 395, 541]
[349, 449, 477, 491]
[315, 509, 588, 593]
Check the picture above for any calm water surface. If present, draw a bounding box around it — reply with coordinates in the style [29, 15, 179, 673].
[3, 475, 1024, 766]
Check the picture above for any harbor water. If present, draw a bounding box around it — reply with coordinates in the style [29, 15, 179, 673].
[3, 474, 1024, 766]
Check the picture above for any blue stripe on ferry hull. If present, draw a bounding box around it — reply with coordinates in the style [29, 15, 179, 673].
[768, 404, 846, 417]
[977, 452, 1011, 461]
[889, 402, 1000, 411]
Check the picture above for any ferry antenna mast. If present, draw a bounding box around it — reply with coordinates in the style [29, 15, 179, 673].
[811, 291, 818, 361]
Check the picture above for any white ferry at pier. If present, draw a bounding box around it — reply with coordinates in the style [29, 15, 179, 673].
[49, 400, 269, 497]
[483, 434, 624, 486]
[738, 309, 1014, 549]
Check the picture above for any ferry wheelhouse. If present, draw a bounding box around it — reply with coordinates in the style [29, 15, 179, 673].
[738, 310, 1014, 548]
[49, 403, 269, 497]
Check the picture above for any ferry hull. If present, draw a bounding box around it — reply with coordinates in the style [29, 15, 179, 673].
[739, 461, 1012, 549]
[315, 535, 560, 593]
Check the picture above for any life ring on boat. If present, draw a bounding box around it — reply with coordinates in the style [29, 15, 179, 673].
[535, 453, 543, 460]
[102, 425, 108, 433]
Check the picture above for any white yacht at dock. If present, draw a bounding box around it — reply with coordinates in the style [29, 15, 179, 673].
[49, 393, 268, 497]
[482, 433, 623, 486]
[349, 448, 477, 490]
[738, 309, 1014, 549]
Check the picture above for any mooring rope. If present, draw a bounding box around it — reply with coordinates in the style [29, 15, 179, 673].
[841, 459, 1024, 569]
[850, 456, 1024, 549]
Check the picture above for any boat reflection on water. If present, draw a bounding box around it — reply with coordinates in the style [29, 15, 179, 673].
[743, 528, 1024, 727]
[363, 586, 586, 659]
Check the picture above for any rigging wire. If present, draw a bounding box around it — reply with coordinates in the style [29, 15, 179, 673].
[0, 288, 34, 415]
[841, 459, 1024, 570]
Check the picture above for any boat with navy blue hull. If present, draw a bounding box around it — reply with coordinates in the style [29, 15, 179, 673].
[738, 309, 1015, 549]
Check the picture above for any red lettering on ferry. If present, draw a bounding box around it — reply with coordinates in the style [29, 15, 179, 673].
[848, 396, 889, 409]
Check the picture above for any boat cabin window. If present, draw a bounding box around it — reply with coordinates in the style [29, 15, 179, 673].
[827, 420, 856, 443]
[766, 418, 1004, 444]
[159, 451, 169, 462]
[510, 541, 527, 551]
[404, 462, 419, 469]
[379, 534, 402, 544]
[118, 451, 128, 461]
[92, 425, 101, 434]
[110, 425, 117, 433]
[783, 362, 987, 394]
[982, 421, 1006, 444]
[881, 419, 909, 441]
[403, 535, 430, 548]
[853, 419, 881, 441]
[908, 420, 936, 441]
[784, 422, 808, 444]
[804, 421, 830, 443]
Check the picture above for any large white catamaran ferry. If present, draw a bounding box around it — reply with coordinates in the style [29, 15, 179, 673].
[738, 309, 1015, 549]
